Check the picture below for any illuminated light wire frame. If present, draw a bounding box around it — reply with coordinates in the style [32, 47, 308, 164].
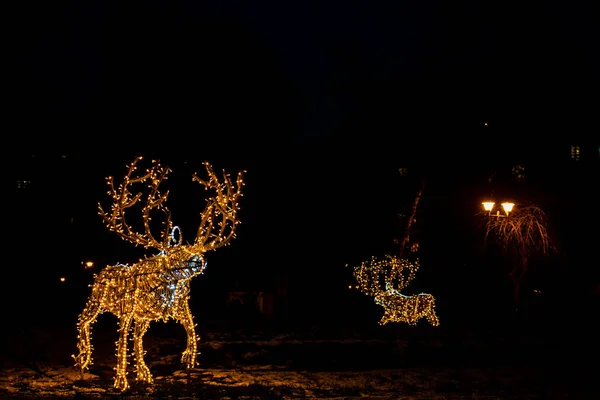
[351, 255, 439, 326]
[72, 156, 245, 391]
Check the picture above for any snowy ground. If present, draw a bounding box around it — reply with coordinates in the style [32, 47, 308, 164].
[1, 319, 598, 399]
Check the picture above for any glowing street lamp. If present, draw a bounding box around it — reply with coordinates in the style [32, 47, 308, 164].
[502, 202, 514, 215]
[482, 201, 514, 218]
[482, 202, 495, 212]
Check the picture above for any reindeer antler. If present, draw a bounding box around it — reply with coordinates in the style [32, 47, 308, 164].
[353, 255, 419, 296]
[99, 157, 245, 254]
[192, 161, 245, 253]
[98, 156, 174, 251]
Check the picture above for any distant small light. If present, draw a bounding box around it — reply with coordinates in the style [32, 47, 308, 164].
[484, 122, 488, 126]
[60, 277, 66, 282]
[85, 261, 94, 268]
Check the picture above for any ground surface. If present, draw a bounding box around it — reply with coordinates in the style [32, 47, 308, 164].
[1, 317, 598, 399]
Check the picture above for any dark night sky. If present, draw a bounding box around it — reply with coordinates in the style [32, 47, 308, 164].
[7, 1, 599, 322]
[8, 1, 599, 150]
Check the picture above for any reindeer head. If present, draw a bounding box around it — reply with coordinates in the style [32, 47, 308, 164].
[98, 156, 245, 277]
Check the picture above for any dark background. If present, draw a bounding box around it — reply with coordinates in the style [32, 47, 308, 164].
[7, 1, 598, 145]
[5, 1, 599, 332]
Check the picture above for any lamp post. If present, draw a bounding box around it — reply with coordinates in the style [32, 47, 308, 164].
[478, 199, 555, 310]
[482, 201, 514, 218]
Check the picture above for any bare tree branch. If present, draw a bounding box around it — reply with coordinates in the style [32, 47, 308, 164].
[399, 178, 424, 259]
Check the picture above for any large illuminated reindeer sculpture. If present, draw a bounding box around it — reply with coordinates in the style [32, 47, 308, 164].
[352, 255, 439, 326]
[73, 156, 245, 391]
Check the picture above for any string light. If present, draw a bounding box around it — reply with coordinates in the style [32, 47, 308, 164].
[350, 255, 439, 326]
[72, 156, 245, 391]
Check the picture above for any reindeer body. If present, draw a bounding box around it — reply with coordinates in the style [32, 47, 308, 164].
[73, 157, 244, 391]
[91, 254, 205, 321]
[75, 252, 206, 390]
[375, 291, 439, 326]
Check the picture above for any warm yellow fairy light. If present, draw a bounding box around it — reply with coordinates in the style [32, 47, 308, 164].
[72, 156, 245, 391]
[350, 255, 439, 326]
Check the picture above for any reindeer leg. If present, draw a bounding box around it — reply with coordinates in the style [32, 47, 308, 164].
[179, 301, 199, 370]
[427, 296, 440, 326]
[428, 311, 440, 326]
[114, 315, 133, 391]
[133, 319, 153, 385]
[73, 296, 103, 379]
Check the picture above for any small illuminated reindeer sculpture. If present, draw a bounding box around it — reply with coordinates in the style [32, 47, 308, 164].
[73, 156, 245, 391]
[352, 255, 439, 326]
